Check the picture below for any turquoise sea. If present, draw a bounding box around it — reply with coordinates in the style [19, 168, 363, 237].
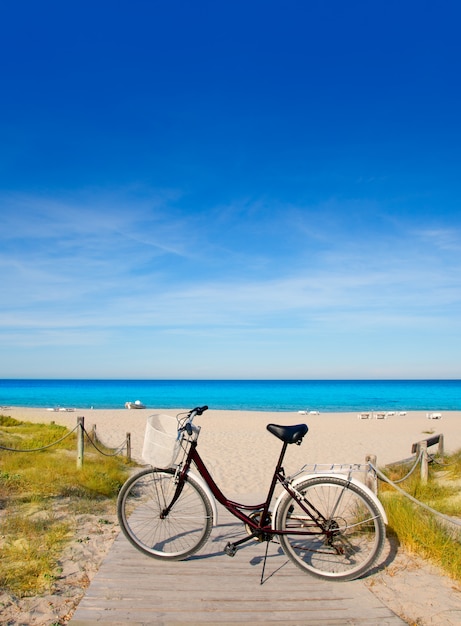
[0, 379, 460, 412]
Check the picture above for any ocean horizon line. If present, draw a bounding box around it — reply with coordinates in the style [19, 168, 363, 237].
[1, 377, 460, 382]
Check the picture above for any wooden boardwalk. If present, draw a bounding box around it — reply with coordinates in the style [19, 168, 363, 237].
[71, 500, 406, 625]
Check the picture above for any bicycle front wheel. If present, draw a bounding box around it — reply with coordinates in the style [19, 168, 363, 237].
[275, 476, 385, 581]
[117, 467, 213, 560]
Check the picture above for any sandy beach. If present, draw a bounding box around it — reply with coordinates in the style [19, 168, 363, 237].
[2, 406, 461, 624]
[5, 406, 461, 494]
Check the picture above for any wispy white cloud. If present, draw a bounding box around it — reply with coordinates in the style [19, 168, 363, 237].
[415, 227, 461, 251]
[0, 188, 195, 253]
[1, 189, 461, 374]
[1, 254, 460, 332]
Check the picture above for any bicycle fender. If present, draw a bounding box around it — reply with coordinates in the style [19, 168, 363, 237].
[271, 473, 388, 529]
[186, 469, 218, 526]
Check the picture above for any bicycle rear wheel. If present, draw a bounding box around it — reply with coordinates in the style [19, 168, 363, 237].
[117, 467, 213, 560]
[275, 476, 385, 581]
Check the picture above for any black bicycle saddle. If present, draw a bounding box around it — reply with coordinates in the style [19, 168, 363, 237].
[266, 423, 308, 444]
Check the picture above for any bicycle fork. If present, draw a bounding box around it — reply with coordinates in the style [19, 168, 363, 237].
[159, 467, 186, 519]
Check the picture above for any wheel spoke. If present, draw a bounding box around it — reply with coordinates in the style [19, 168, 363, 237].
[276, 477, 385, 581]
[117, 468, 213, 560]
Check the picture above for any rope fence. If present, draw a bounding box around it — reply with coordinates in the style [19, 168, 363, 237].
[0, 424, 79, 453]
[83, 427, 129, 457]
[371, 462, 461, 529]
[85, 424, 130, 458]
[367, 431, 461, 531]
[0, 416, 131, 469]
[385, 450, 424, 484]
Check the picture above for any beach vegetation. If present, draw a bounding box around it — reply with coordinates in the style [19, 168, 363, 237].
[380, 449, 461, 581]
[0, 416, 132, 597]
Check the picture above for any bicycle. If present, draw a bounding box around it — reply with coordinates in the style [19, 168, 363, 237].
[117, 406, 387, 582]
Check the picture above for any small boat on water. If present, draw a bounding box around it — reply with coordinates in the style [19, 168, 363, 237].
[125, 400, 146, 409]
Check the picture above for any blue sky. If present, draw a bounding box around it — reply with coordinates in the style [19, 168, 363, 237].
[1, 1, 460, 379]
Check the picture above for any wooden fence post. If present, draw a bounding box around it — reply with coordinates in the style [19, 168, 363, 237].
[365, 454, 378, 494]
[126, 433, 131, 462]
[420, 440, 428, 483]
[77, 416, 84, 469]
[438, 433, 444, 460]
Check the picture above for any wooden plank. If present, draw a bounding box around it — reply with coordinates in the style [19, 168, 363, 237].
[411, 433, 441, 453]
[71, 501, 406, 625]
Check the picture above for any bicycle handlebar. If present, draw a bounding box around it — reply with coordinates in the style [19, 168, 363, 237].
[182, 405, 208, 436]
[191, 405, 208, 416]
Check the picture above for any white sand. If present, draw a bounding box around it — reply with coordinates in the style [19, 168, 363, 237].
[4, 406, 461, 494]
[2, 406, 461, 625]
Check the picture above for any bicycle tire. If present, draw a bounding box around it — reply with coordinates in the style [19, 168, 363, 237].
[275, 475, 385, 581]
[117, 467, 213, 560]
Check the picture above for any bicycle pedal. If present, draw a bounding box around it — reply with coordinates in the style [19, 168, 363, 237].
[224, 542, 237, 557]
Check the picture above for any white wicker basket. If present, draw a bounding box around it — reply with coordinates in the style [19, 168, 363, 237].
[142, 414, 181, 468]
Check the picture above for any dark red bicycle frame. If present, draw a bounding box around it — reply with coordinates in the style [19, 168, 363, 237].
[175, 436, 329, 539]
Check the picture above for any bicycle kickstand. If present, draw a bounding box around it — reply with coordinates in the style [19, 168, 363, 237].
[260, 540, 270, 585]
[225, 535, 271, 585]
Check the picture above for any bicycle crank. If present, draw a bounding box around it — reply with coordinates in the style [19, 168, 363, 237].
[224, 527, 267, 557]
[244, 510, 272, 542]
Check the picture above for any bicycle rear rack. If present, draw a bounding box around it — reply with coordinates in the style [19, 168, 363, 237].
[288, 463, 373, 484]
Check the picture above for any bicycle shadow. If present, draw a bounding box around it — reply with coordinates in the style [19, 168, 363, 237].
[188, 518, 402, 584]
[187, 519, 269, 560]
[365, 532, 401, 578]
[187, 519, 293, 584]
